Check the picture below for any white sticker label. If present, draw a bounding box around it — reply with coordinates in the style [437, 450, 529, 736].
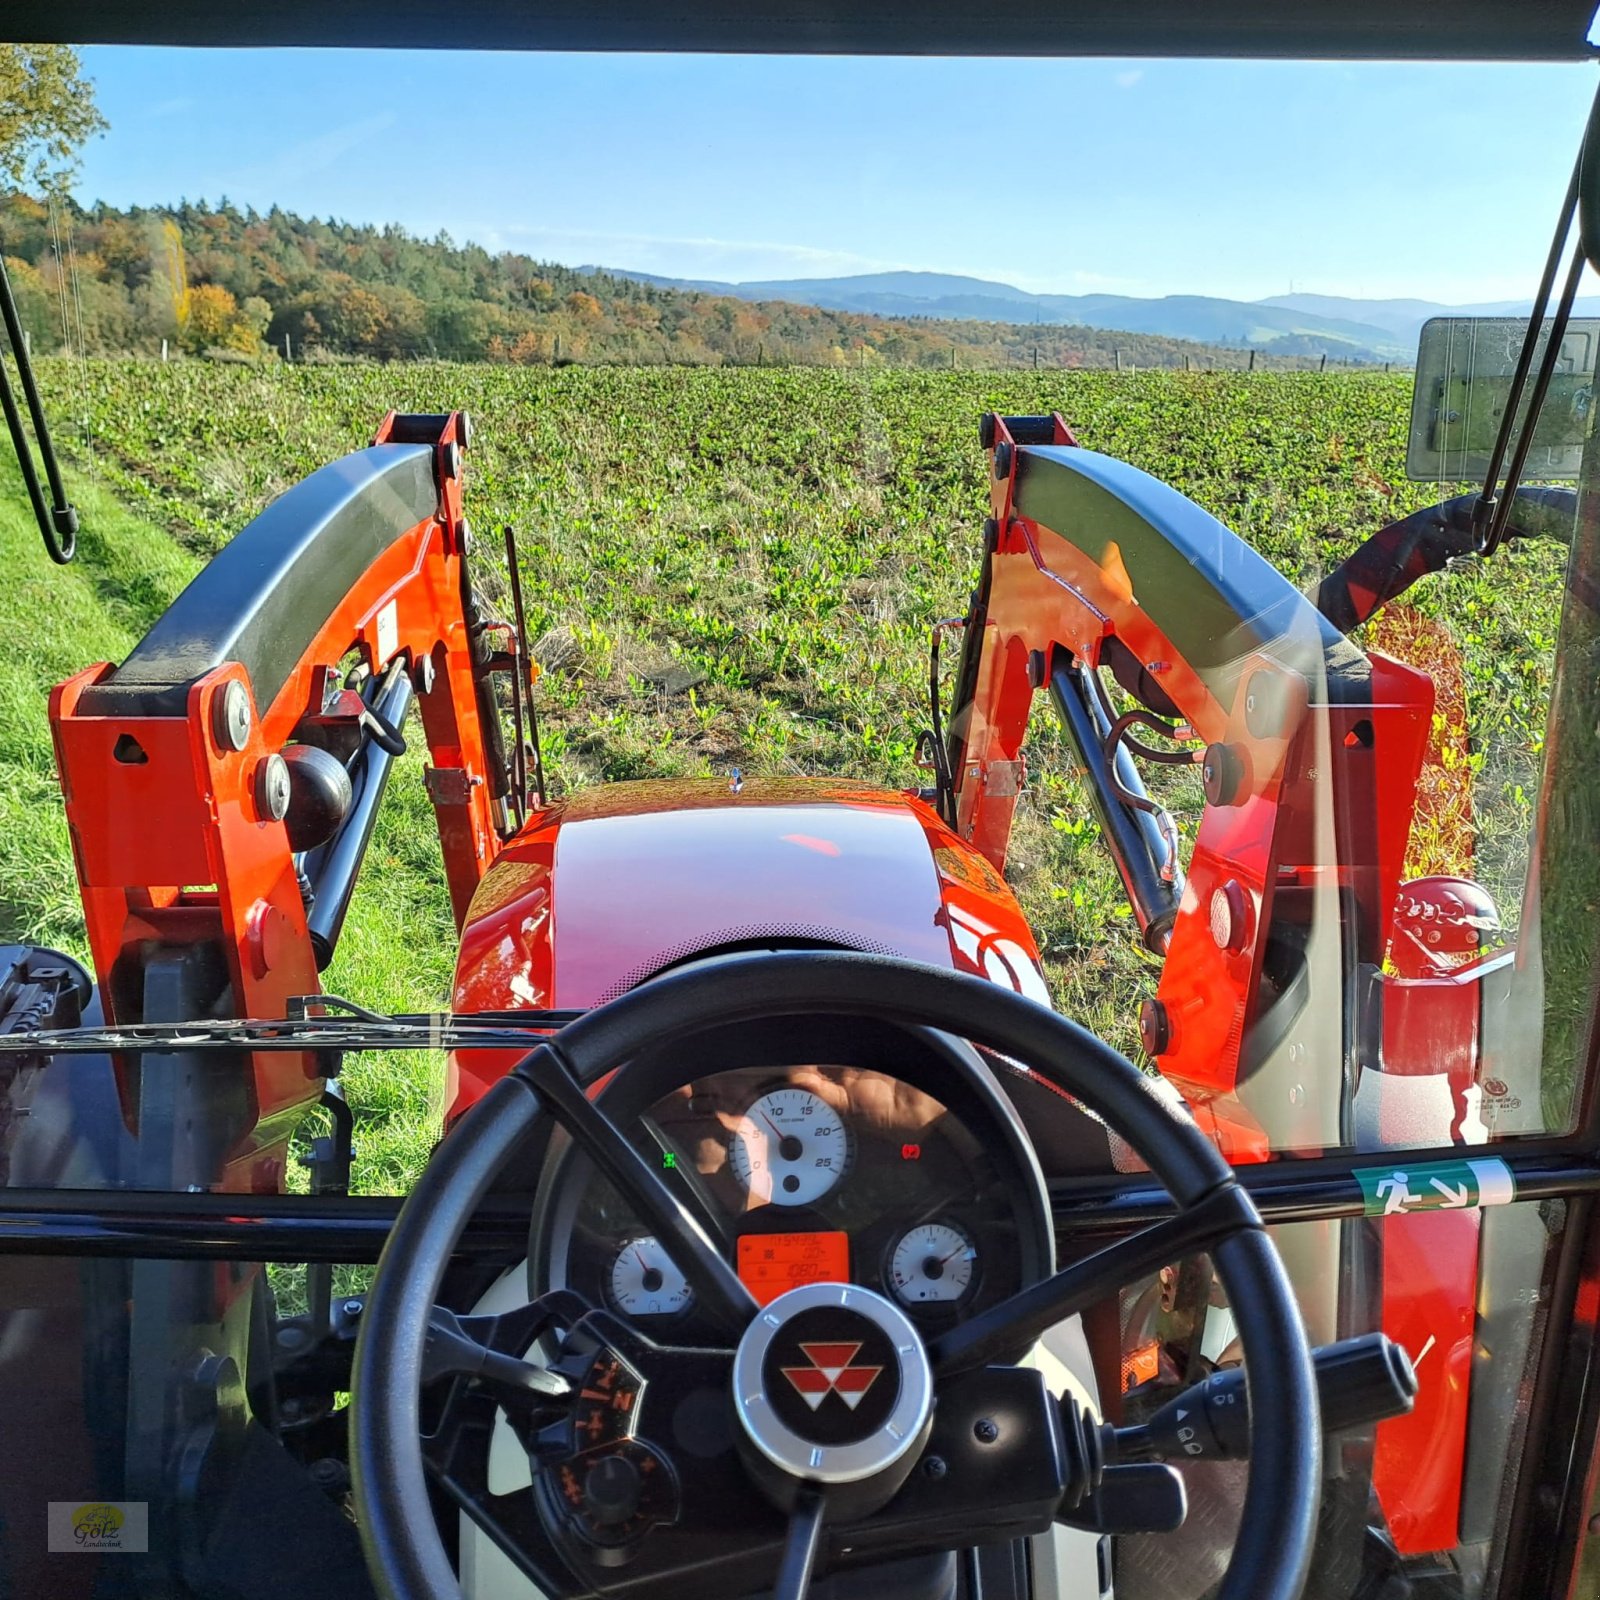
[48, 1502, 149, 1553]
[375, 599, 399, 666]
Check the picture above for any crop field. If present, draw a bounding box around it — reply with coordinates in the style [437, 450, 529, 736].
[0, 361, 1570, 1194]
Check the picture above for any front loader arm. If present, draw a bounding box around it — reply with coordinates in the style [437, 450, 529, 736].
[944, 413, 1432, 1130]
[48, 410, 513, 1189]
[947, 418, 1491, 1560]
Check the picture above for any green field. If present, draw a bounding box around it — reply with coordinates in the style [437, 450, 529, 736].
[0, 361, 1569, 1192]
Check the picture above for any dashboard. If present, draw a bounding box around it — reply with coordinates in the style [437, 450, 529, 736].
[532, 1048, 1054, 1343]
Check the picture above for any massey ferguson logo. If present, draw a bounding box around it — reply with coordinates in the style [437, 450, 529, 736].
[781, 1342, 883, 1411]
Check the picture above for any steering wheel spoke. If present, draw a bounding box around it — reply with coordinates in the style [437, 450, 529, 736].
[930, 1179, 1260, 1376]
[773, 1489, 827, 1600]
[424, 1430, 568, 1600]
[645, 1122, 739, 1255]
[516, 1040, 759, 1334]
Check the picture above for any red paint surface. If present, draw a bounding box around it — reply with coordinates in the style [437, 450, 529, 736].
[1373, 1210, 1480, 1553]
[447, 776, 1046, 1119]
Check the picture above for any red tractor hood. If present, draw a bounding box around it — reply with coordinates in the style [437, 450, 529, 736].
[448, 777, 1046, 1117]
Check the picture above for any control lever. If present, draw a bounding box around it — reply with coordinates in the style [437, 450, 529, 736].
[423, 1306, 571, 1398]
[1057, 1463, 1187, 1536]
[1120, 1332, 1417, 1465]
[1054, 1333, 1415, 1536]
[1053, 1383, 1187, 1536]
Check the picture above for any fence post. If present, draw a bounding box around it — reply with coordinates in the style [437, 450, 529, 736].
[1115, 348, 1123, 372]
[1248, 349, 1257, 372]
[21, 330, 29, 358]
[161, 338, 168, 362]
[1319, 353, 1327, 372]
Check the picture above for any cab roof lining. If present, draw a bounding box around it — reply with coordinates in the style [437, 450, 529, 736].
[8, 0, 1599, 59]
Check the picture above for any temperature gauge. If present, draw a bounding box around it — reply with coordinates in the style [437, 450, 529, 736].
[608, 1236, 693, 1317]
[889, 1222, 977, 1306]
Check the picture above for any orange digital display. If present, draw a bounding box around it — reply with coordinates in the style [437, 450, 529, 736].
[736, 1231, 850, 1307]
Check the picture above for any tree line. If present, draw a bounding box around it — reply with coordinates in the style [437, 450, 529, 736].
[0, 192, 1345, 372]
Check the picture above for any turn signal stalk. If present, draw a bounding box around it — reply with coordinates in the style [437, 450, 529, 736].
[1120, 1332, 1417, 1465]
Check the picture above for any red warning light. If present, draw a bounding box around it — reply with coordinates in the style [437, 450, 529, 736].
[900, 1143, 921, 1161]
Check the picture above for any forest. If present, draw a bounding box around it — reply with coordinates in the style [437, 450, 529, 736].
[0, 192, 1334, 370]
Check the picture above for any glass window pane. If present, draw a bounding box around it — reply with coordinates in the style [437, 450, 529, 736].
[1091, 1201, 1565, 1599]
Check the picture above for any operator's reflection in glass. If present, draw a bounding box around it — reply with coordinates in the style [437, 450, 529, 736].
[652, 1065, 947, 1211]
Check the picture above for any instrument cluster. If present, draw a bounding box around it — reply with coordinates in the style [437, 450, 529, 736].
[546, 1063, 1029, 1337]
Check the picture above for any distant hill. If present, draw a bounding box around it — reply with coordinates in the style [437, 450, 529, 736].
[588, 267, 1407, 360]
[1263, 290, 1600, 348]
[1259, 293, 1447, 341]
[591, 267, 1600, 362]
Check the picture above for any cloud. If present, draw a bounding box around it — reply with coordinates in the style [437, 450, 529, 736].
[214, 112, 399, 197]
[1114, 70, 1144, 89]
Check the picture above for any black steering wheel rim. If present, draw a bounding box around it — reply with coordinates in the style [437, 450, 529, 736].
[351, 950, 1320, 1600]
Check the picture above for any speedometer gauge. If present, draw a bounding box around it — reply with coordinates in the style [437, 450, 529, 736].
[889, 1222, 977, 1305]
[608, 1236, 693, 1317]
[729, 1087, 853, 1206]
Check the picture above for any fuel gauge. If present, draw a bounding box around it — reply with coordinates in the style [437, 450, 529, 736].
[608, 1236, 693, 1317]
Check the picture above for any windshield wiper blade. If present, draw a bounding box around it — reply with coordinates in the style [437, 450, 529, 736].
[0, 1006, 586, 1057]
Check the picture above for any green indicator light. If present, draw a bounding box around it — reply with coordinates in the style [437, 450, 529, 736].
[662, 1152, 677, 1170]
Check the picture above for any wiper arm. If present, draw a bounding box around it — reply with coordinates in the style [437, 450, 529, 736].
[1474, 81, 1600, 558]
[0, 253, 78, 564]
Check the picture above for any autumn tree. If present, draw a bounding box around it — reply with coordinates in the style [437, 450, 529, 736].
[180, 282, 269, 356]
[0, 46, 106, 192]
[509, 328, 548, 364]
[182, 282, 241, 352]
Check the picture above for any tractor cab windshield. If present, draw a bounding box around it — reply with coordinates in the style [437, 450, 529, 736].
[4, 32, 1600, 1600]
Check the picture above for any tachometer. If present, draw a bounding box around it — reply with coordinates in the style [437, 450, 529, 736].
[729, 1086, 853, 1206]
[608, 1236, 693, 1317]
[889, 1221, 976, 1305]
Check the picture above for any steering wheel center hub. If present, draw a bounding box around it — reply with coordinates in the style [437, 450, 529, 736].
[733, 1283, 932, 1487]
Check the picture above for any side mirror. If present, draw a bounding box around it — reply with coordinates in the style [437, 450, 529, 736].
[1405, 317, 1600, 482]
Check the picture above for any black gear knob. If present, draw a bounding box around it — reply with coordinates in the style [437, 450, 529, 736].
[582, 1451, 643, 1527]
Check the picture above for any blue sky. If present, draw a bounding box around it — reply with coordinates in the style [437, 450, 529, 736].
[73, 48, 1599, 304]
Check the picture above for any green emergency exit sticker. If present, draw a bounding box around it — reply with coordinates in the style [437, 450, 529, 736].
[1355, 1156, 1516, 1217]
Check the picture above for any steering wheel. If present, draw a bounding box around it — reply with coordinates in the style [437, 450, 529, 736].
[351, 952, 1320, 1600]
